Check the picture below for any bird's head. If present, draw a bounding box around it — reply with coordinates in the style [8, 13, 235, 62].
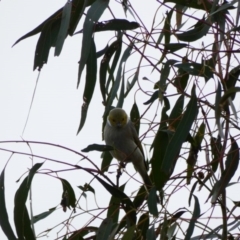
[107, 108, 128, 128]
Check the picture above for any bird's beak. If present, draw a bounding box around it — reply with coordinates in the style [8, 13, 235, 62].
[116, 122, 122, 128]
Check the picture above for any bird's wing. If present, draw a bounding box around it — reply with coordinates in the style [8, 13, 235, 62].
[130, 121, 148, 169]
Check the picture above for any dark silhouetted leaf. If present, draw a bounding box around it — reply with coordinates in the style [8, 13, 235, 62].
[60, 178, 76, 211]
[125, 71, 139, 97]
[107, 184, 125, 225]
[151, 98, 170, 192]
[174, 61, 213, 82]
[133, 185, 147, 209]
[100, 39, 122, 103]
[168, 94, 184, 130]
[176, 18, 211, 42]
[146, 225, 156, 240]
[34, 19, 61, 70]
[185, 195, 200, 239]
[155, 60, 178, 101]
[82, 144, 113, 152]
[122, 225, 135, 240]
[68, 226, 98, 239]
[96, 217, 113, 240]
[69, 0, 96, 35]
[226, 65, 240, 100]
[148, 187, 158, 217]
[101, 151, 113, 172]
[104, 44, 133, 115]
[211, 136, 239, 203]
[186, 122, 205, 184]
[14, 162, 43, 240]
[77, 38, 97, 133]
[32, 207, 57, 224]
[94, 19, 139, 32]
[164, 0, 213, 12]
[220, 87, 240, 105]
[23, 206, 35, 240]
[137, 213, 149, 239]
[0, 166, 17, 240]
[78, 0, 109, 87]
[163, 43, 188, 52]
[159, 86, 198, 190]
[130, 102, 140, 135]
[157, 9, 173, 45]
[94, 175, 136, 225]
[55, 1, 72, 56]
[143, 90, 159, 105]
[188, 181, 198, 206]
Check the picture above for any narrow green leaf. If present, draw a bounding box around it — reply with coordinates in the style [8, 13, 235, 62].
[176, 18, 211, 42]
[133, 185, 147, 209]
[14, 163, 43, 240]
[210, 0, 237, 17]
[77, 0, 109, 87]
[96, 218, 113, 240]
[124, 71, 139, 97]
[188, 181, 198, 206]
[12, 8, 63, 47]
[146, 225, 156, 240]
[168, 94, 184, 130]
[186, 149, 197, 185]
[148, 187, 158, 217]
[101, 151, 113, 172]
[60, 178, 76, 210]
[220, 87, 240, 105]
[77, 38, 97, 133]
[155, 60, 178, 102]
[174, 62, 213, 82]
[122, 225, 135, 240]
[105, 44, 133, 115]
[215, 81, 223, 137]
[105, 32, 123, 93]
[55, 1, 72, 56]
[184, 195, 200, 240]
[32, 207, 57, 224]
[0, 167, 17, 240]
[96, 43, 109, 58]
[211, 136, 239, 203]
[174, 65, 189, 93]
[157, 9, 173, 45]
[160, 86, 198, 190]
[163, 43, 188, 52]
[94, 19, 139, 32]
[94, 175, 136, 225]
[130, 102, 140, 135]
[82, 144, 113, 152]
[68, 226, 98, 239]
[151, 98, 170, 191]
[100, 39, 122, 103]
[137, 213, 149, 239]
[160, 214, 168, 240]
[107, 184, 125, 225]
[210, 136, 221, 172]
[143, 91, 159, 105]
[34, 19, 61, 70]
[117, 65, 125, 108]
[164, 0, 213, 11]
[23, 206, 35, 240]
[69, 0, 95, 35]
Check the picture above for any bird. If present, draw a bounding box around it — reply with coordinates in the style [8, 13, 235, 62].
[103, 107, 152, 190]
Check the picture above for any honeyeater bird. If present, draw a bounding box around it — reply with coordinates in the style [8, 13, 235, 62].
[104, 108, 152, 190]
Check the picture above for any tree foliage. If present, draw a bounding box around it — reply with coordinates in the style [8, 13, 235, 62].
[1, 0, 240, 239]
